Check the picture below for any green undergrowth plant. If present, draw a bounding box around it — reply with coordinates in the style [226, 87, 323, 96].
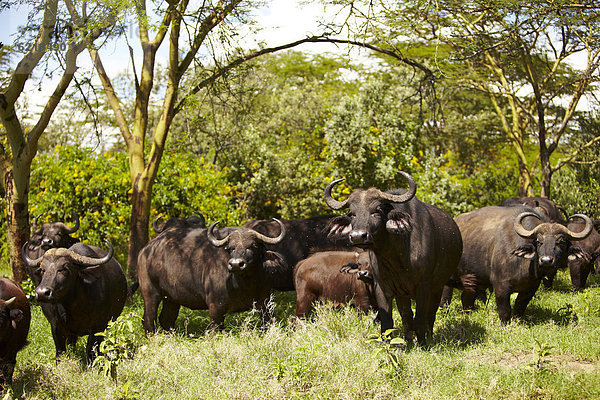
[365, 328, 406, 377]
[92, 312, 144, 381]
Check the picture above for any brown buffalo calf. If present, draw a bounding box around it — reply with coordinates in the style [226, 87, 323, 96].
[294, 251, 379, 318]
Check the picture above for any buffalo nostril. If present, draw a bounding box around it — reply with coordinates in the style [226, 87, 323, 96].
[35, 287, 52, 300]
[539, 256, 554, 266]
[349, 230, 371, 245]
[228, 259, 245, 271]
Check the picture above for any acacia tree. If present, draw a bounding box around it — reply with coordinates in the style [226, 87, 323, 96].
[65, 1, 333, 278]
[0, 0, 113, 281]
[325, 0, 600, 197]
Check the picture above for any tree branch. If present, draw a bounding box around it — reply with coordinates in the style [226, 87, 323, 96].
[175, 35, 434, 114]
[553, 135, 600, 172]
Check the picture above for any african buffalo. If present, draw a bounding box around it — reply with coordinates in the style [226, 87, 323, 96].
[138, 220, 286, 332]
[502, 200, 600, 291]
[324, 172, 463, 344]
[447, 206, 592, 323]
[24, 215, 80, 285]
[243, 215, 354, 291]
[152, 211, 206, 234]
[22, 241, 127, 362]
[0, 278, 30, 388]
[501, 197, 567, 221]
[562, 219, 600, 290]
[294, 251, 380, 318]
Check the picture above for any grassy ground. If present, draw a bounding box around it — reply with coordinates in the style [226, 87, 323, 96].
[5, 269, 600, 399]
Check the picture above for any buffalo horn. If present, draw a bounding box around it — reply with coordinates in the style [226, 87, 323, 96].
[22, 242, 43, 267]
[32, 213, 45, 232]
[207, 221, 229, 247]
[193, 211, 206, 226]
[4, 297, 15, 306]
[324, 178, 349, 210]
[564, 214, 594, 240]
[54, 240, 114, 266]
[513, 212, 542, 239]
[153, 215, 165, 233]
[58, 215, 80, 234]
[376, 171, 417, 204]
[252, 218, 286, 245]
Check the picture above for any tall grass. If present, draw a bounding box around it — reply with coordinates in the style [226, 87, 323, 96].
[7, 270, 600, 399]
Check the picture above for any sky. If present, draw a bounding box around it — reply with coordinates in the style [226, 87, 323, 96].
[0, 1, 349, 77]
[0, 0, 359, 116]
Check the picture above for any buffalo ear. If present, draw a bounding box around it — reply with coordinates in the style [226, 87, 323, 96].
[568, 246, 591, 262]
[26, 266, 43, 286]
[263, 251, 286, 271]
[385, 210, 412, 235]
[340, 262, 359, 274]
[325, 215, 352, 240]
[9, 309, 23, 323]
[78, 265, 102, 284]
[10, 309, 23, 329]
[512, 245, 536, 259]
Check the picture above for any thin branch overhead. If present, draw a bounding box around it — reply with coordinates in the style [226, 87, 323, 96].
[175, 35, 435, 115]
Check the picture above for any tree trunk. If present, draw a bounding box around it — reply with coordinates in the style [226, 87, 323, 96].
[126, 173, 153, 281]
[540, 163, 552, 199]
[4, 170, 30, 282]
[517, 160, 534, 197]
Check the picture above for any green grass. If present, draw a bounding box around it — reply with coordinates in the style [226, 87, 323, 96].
[6, 270, 600, 399]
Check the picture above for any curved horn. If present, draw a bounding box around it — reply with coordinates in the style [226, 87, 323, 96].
[22, 242, 43, 267]
[324, 178, 349, 210]
[207, 221, 229, 247]
[62, 240, 114, 266]
[252, 218, 286, 245]
[557, 205, 569, 221]
[565, 214, 594, 240]
[32, 213, 45, 232]
[153, 215, 165, 233]
[514, 212, 543, 239]
[4, 297, 15, 307]
[63, 214, 80, 234]
[376, 171, 417, 204]
[193, 211, 206, 227]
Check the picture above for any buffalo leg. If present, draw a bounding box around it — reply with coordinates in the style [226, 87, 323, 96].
[142, 291, 161, 333]
[373, 284, 393, 332]
[414, 289, 440, 346]
[513, 283, 540, 318]
[494, 288, 513, 324]
[66, 335, 78, 352]
[396, 295, 415, 342]
[439, 285, 453, 307]
[51, 326, 67, 357]
[542, 270, 556, 289]
[258, 297, 273, 325]
[569, 260, 591, 291]
[0, 360, 15, 388]
[461, 290, 476, 310]
[86, 334, 102, 364]
[159, 298, 180, 331]
[294, 291, 317, 319]
[208, 303, 226, 331]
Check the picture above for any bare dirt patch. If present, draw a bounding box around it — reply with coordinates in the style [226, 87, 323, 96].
[464, 350, 597, 373]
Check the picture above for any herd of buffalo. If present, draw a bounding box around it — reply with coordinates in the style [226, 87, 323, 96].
[0, 172, 598, 388]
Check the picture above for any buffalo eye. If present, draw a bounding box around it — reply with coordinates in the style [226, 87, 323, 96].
[370, 208, 382, 217]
